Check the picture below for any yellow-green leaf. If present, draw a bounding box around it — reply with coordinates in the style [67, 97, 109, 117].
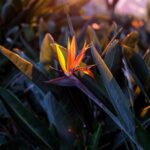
[40, 33, 54, 69]
[0, 45, 33, 79]
[56, 44, 67, 73]
[140, 106, 150, 117]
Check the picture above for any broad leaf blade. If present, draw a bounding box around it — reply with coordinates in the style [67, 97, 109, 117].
[40, 33, 54, 69]
[123, 45, 150, 101]
[135, 119, 150, 150]
[87, 26, 102, 54]
[91, 44, 134, 132]
[104, 40, 122, 74]
[89, 124, 102, 150]
[129, 53, 149, 85]
[0, 45, 55, 93]
[91, 44, 150, 149]
[74, 75, 141, 148]
[0, 88, 59, 149]
[0, 45, 33, 79]
[122, 31, 139, 49]
[42, 92, 76, 149]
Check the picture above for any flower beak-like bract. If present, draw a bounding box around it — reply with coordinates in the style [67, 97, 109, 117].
[46, 36, 95, 86]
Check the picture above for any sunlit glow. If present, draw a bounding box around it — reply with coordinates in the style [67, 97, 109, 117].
[83, 0, 148, 18]
[91, 23, 101, 30]
[116, 0, 148, 17]
[131, 20, 144, 28]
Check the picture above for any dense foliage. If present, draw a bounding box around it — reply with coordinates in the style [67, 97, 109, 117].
[0, 0, 150, 149]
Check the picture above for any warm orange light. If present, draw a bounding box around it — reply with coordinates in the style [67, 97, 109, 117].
[131, 20, 144, 29]
[91, 23, 101, 30]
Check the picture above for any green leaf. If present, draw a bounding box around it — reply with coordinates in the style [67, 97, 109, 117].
[102, 27, 123, 56]
[87, 26, 102, 53]
[126, 52, 150, 84]
[20, 35, 37, 59]
[40, 33, 54, 69]
[91, 44, 150, 149]
[66, 13, 75, 37]
[0, 138, 31, 150]
[104, 40, 122, 74]
[0, 45, 56, 93]
[77, 74, 116, 113]
[89, 44, 150, 150]
[0, 45, 33, 80]
[22, 25, 35, 42]
[75, 74, 142, 149]
[124, 47, 150, 101]
[122, 31, 139, 49]
[0, 88, 59, 149]
[135, 119, 150, 150]
[89, 124, 102, 150]
[129, 53, 150, 85]
[0, 134, 7, 145]
[144, 50, 150, 68]
[0, 100, 9, 117]
[91, 44, 135, 132]
[42, 92, 76, 149]
[0, 45, 91, 133]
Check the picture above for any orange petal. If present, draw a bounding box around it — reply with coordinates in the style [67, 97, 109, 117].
[75, 64, 96, 71]
[73, 41, 89, 68]
[70, 36, 76, 67]
[56, 44, 67, 73]
[77, 65, 95, 78]
[83, 69, 95, 79]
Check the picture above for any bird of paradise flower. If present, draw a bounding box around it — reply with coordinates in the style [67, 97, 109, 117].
[46, 36, 95, 86]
